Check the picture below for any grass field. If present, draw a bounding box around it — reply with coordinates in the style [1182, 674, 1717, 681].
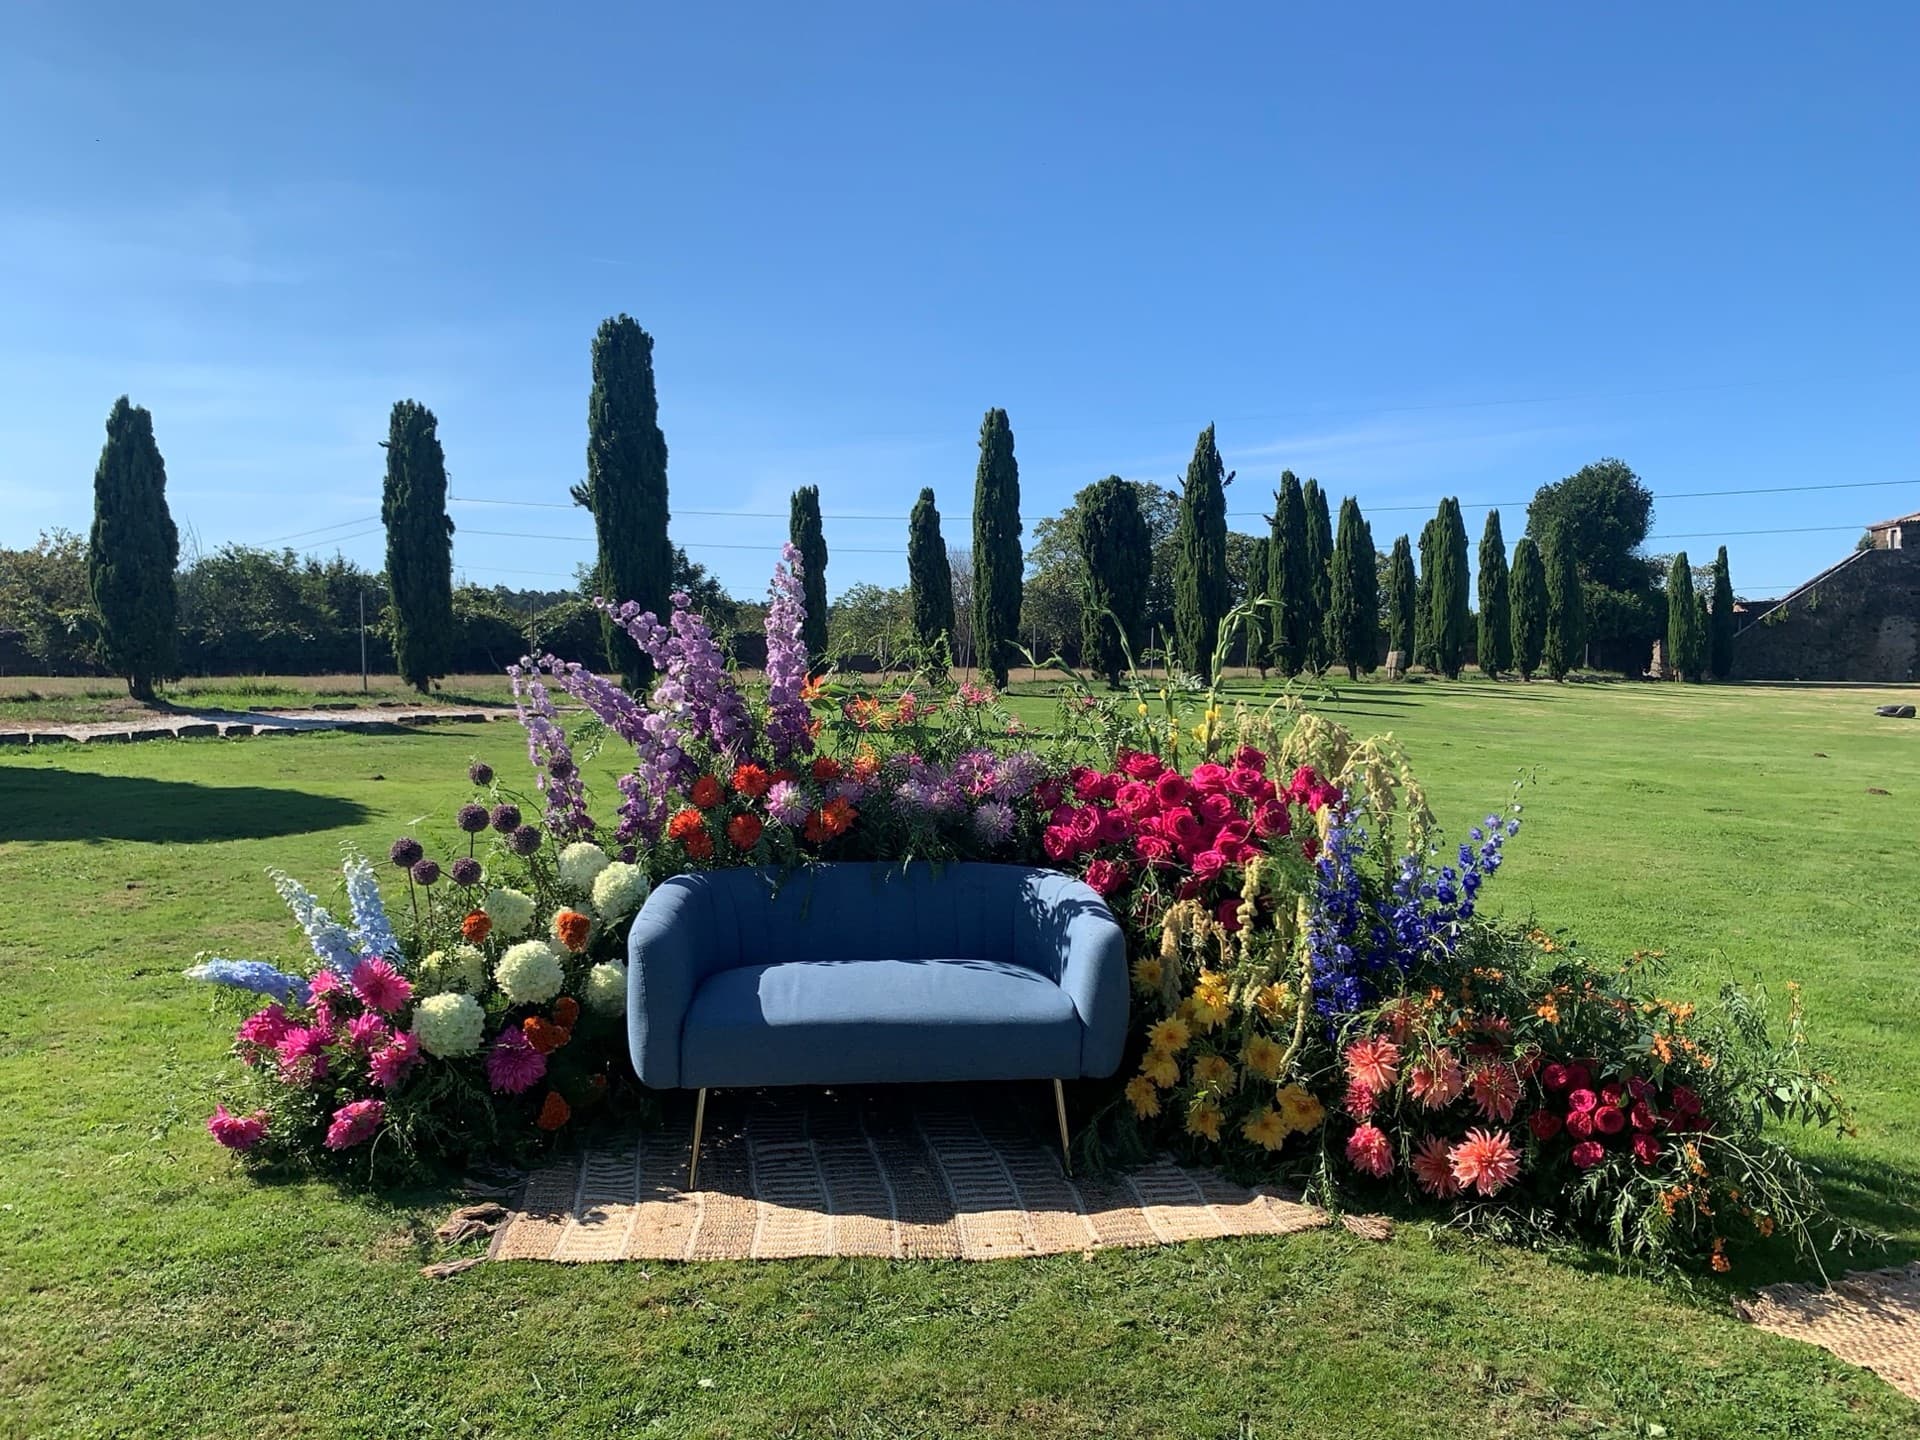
[1, 679, 1917, 1438]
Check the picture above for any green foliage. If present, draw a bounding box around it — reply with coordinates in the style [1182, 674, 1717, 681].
[1666, 551, 1707, 681]
[906, 488, 955, 652]
[1267, 470, 1311, 678]
[1302, 478, 1333, 673]
[1172, 425, 1232, 677]
[380, 400, 456, 693]
[1076, 476, 1151, 688]
[789, 485, 829, 660]
[1543, 521, 1587, 680]
[1327, 497, 1379, 679]
[970, 408, 1023, 686]
[1509, 535, 1547, 680]
[1710, 545, 1737, 679]
[1384, 534, 1416, 667]
[87, 397, 180, 700]
[573, 315, 671, 689]
[1476, 509, 1513, 679]
[1428, 498, 1471, 680]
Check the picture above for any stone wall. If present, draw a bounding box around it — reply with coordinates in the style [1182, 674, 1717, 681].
[1731, 547, 1920, 683]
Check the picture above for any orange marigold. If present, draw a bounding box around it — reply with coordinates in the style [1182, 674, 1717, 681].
[523, 1016, 572, 1055]
[536, 1091, 572, 1131]
[552, 996, 581, 1028]
[552, 908, 592, 953]
[666, 807, 704, 841]
[690, 775, 723, 809]
[727, 812, 764, 850]
[461, 910, 493, 945]
[730, 763, 771, 798]
[683, 829, 714, 862]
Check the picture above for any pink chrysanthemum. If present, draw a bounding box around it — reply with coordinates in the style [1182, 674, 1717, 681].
[207, 1103, 268, 1152]
[350, 957, 413, 1015]
[346, 1012, 392, 1053]
[236, 1004, 293, 1051]
[1448, 1127, 1522, 1197]
[1345, 1122, 1393, 1178]
[1468, 1063, 1520, 1123]
[369, 1032, 421, 1089]
[1411, 1135, 1462, 1198]
[485, 1029, 548, 1095]
[1344, 1036, 1401, 1094]
[323, 1098, 385, 1150]
[1408, 1047, 1465, 1109]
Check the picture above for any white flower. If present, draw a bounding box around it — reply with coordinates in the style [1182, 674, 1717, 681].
[584, 961, 627, 1017]
[483, 886, 535, 939]
[591, 861, 650, 921]
[495, 940, 565, 1006]
[556, 841, 612, 893]
[416, 944, 488, 996]
[412, 992, 485, 1057]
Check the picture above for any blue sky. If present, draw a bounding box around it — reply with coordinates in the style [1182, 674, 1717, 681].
[3, 3, 1915, 602]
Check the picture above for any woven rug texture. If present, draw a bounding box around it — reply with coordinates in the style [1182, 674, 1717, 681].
[1741, 1262, 1920, 1402]
[489, 1088, 1328, 1263]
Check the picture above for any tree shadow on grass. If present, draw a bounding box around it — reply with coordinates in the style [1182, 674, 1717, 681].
[0, 768, 369, 843]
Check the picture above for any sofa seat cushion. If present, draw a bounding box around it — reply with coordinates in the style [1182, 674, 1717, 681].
[679, 957, 1083, 1088]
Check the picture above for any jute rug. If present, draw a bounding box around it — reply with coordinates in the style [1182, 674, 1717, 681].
[1738, 1263, 1920, 1402]
[488, 1087, 1329, 1263]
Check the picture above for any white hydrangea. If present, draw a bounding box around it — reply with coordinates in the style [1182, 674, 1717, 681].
[495, 940, 566, 1006]
[591, 861, 650, 921]
[584, 961, 628, 1017]
[411, 992, 486, 1057]
[556, 841, 612, 893]
[416, 944, 488, 996]
[483, 886, 535, 939]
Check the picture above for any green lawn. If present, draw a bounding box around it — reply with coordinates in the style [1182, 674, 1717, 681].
[2, 680, 1917, 1438]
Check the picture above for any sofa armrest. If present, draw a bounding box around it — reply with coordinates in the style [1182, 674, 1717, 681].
[1016, 873, 1130, 1079]
[627, 876, 731, 1089]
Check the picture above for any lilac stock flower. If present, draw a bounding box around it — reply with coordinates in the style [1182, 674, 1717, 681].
[410, 858, 441, 886]
[450, 856, 484, 886]
[763, 544, 813, 763]
[467, 761, 494, 786]
[766, 780, 810, 829]
[456, 803, 489, 834]
[489, 802, 522, 833]
[507, 661, 595, 841]
[388, 837, 423, 868]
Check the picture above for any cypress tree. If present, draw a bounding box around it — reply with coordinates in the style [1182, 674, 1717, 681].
[1267, 471, 1311, 678]
[1328, 496, 1379, 679]
[1509, 536, 1546, 681]
[1077, 475, 1151, 688]
[573, 315, 671, 688]
[87, 396, 179, 700]
[1385, 533, 1416, 670]
[1476, 509, 1513, 679]
[1243, 537, 1270, 676]
[789, 485, 829, 660]
[1414, 518, 1437, 670]
[1542, 522, 1586, 680]
[1708, 545, 1736, 680]
[907, 487, 955, 656]
[1429, 499, 1471, 679]
[1666, 551, 1706, 681]
[380, 400, 456, 693]
[971, 407, 1023, 687]
[1173, 425, 1232, 677]
[1302, 478, 1334, 673]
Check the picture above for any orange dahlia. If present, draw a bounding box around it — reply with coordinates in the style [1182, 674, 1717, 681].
[536, 1091, 572, 1131]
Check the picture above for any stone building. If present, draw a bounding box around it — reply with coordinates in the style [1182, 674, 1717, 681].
[1731, 525, 1920, 682]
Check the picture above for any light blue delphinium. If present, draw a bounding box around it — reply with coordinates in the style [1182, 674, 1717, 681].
[340, 850, 401, 964]
[182, 957, 310, 1005]
[266, 867, 357, 975]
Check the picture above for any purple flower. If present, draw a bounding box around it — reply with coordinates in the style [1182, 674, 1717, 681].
[450, 856, 483, 886]
[456, 803, 489, 834]
[410, 858, 441, 886]
[468, 761, 494, 786]
[766, 780, 810, 829]
[388, 836, 423, 868]
[508, 823, 542, 856]
[489, 802, 522, 833]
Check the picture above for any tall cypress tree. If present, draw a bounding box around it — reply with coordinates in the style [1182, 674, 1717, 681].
[907, 487, 955, 656]
[1476, 509, 1513, 679]
[1302, 478, 1334, 673]
[971, 407, 1023, 686]
[1429, 499, 1471, 679]
[1077, 475, 1151, 688]
[1415, 518, 1437, 670]
[1542, 521, 1586, 681]
[1243, 536, 1271, 676]
[87, 396, 179, 700]
[1328, 496, 1379, 679]
[381, 399, 456, 693]
[1173, 425, 1232, 677]
[1267, 471, 1311, 678]
[572, 315, 670, 688]
[1385, 534, 1416, 670]
[1509, 536, 1547, 681]
[1708, 545, 1736, 680]
[1666, 551, 1706, 681]
[789, 485, 829, 661]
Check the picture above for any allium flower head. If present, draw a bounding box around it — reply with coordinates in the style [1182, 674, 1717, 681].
[349, 956, 413, 1015]
[411, 992, 486, 1057]
[389, 837, 424, 868]
[456, 803, 490, 834]
[323, 1098, 385, 1150]
[207, 1103, 268, 1152]
[485, 1029, 548, 1094]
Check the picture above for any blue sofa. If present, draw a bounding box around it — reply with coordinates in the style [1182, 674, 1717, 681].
[626, 862, 1129, 1183]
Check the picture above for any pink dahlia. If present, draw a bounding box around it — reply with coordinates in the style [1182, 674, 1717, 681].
[349, 957, 413, 1015]
[369, 1031, 421, 1089]
[323, 1098, 385, 1150]
[1408, 1047, 1465, 1109]
[1345, 1036, 1402, 1094]
[1570, 1139, 1606, 1170]
[1345, 1122, 1393, 1179]
[207, 1103, 268, 1152]
[486, 1029, 548, 1095]
[1468, 1063, 1520, 1123]
[1411, 1135, 1462, 1198]
[237, 1004, 293, 1051]
[346, 1012, 392, 1053]
[1448, 1128, 1522, 1197]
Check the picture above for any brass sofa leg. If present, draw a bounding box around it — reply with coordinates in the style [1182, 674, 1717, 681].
[688, 1087, 708, 1191]
[1053, 1078, 1072, 1176]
